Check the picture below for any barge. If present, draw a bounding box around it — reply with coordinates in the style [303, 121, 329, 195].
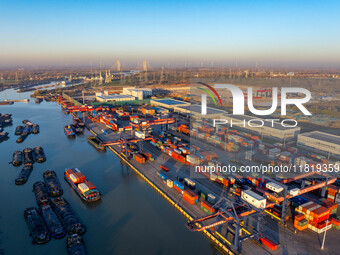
[43, 170, 63, 197]
[67, 234, 87, 255]
[33, 181, 50, 207]
[23, 147, 34, 165]
[0, 131, 9, 142]
[24, 207, 50, 244]
[15, 165, 33, 185]
[87, 136, 106, 151]
[40, 204, 65, 239]
[51, 197, 86, 235]
[15, 125, 24, 136]
[33, 146, 46, 163]
[12, 150, 23, 166]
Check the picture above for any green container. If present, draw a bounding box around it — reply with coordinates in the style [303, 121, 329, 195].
[298, 219, 308, 226]
[201, 205, 212, 215]
[332, 225, 340, 230]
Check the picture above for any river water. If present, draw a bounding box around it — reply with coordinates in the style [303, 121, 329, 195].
[0, 89, 219, 255]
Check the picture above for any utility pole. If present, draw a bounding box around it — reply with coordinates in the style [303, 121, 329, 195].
[321, 219, 329, 250]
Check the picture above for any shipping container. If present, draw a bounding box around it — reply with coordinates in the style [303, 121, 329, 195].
[241, 190, 266, 209]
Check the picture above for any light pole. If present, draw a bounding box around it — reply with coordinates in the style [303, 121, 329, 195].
[321, 219, 329, 250]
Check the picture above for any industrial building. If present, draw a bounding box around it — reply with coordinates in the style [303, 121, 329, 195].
[297, 131, 340, 158]
[123, 87, 153, 100]
[174, 104, 226, 119]
[96, 93, 136, 103]
[222, 114, 301, 142]
[150, 98, 190, 109]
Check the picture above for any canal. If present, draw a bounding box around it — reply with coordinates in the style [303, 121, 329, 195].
[0, 89, 220, 255]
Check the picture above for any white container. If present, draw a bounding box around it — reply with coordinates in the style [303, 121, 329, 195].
[241, 190, 266, 209]
[207, 194, 216, 204]
[210, 173, 217, 181]
[266, 182, 284, 193]
[69, 174, 77, 183]
[289, 188, 300, 196]
[135, 131, 145, 139]
[184, 178, 196, 187]
[78, 183, 89, 193]
[167, 179, 174, 188]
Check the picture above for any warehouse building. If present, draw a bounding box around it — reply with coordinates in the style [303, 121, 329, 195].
[174, 104, 226, 119]
[297, 131, 340, 158]
[96, 93, 136, 103]
[222, 114, 301, 142]
[123, 87, 153, 100]
[150, 98, 190, 109]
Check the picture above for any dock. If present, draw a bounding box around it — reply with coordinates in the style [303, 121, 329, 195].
[68, 111, 340, 255]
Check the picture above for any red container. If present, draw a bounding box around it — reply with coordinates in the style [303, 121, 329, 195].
[160, 165, 169, 172]
[260, 237, 278, 251]
[65, 169, 75, 178]
[174, 185, 183, 194]
[85, 181, 96, 190]
[201, 200, 215, 213]
[183, 190, 198, 204]
[222, 178, 229, 187]
[75, 172, 86, 183]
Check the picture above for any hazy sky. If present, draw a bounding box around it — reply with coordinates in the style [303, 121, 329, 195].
[1, 0, 339, 68]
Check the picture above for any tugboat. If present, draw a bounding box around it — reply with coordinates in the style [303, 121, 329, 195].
[87, 136, 106, 151]
[64, 168, 102, 202]
[43, 170, 63, 197]
[12, 151, 23, 166]
[67, 234, 87, 255]
[15, 165, 33, 185]
[51, 197, 86, 235]
[23, 148, 35, 165]
[33, 181, 50, 207]
[33, 146, 46, 163]
[0, 131, 9, 142]
[64, 125, 75, 137]
[40, 204, 65, 239]
[24, 207, 50, 244]
[71, 123, 84, 135]
[15, 125, 24, 136]
[32, 124, 40, 134]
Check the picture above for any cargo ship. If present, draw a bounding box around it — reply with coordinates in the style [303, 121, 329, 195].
[64, 125, 75, 137]
[64, 168, 102, 202]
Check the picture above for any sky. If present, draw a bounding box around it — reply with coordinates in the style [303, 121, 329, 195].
[0, 0, 339, 68]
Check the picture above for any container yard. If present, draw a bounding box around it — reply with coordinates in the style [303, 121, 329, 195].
[55, 93, 340, 255]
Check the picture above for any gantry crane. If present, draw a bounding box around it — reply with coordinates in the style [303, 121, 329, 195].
[187, 197, 264, 253]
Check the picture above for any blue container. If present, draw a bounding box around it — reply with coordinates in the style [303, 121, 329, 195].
[290, 196, 309, 206]
[159, 173, 168, 180]
[174, 180, 184, 190]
